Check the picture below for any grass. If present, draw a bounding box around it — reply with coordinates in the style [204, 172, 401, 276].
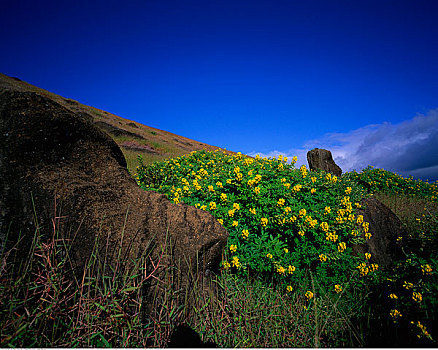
[0, 201, 185, 347]
[1, 197, 367, 347]
[187, 267, 368, 347]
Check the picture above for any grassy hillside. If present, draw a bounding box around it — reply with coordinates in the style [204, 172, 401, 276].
[0, 73, 235, 173]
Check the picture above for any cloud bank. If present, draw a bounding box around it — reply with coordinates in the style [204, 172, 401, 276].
[248, 108, 438, 182]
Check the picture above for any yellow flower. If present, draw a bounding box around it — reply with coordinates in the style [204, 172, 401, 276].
[300, 165, 308, 177]
[337, 242, 346, 253]
[365, 252, 371, 260]
[345, 187, 352, 194]
[249, 207, 256, 215]
[390, 309, 402, 319]
[311, 176, 317, 183]
[412, 321, 431, 339]
[334, 285, 342, 293]
[284, 248, 289, 253]
[231, 256, 241, 268]
[324, 206, 331, 214]
[319, 254, 327, 262]
[261, 217, 268, 227]
[292, 184, 302, 193]
[277, 198, 285, 206]
[289, 215, 297, 223]
[326, 231, 338, 242]
[216, 181, 223, 188]
[218, 218, 224, 225]
[362, 222, 369, 232]
[228, 209, 235, 217]
[222, 261, 231, 269]
[305, 291, 314, 300]
[356, 215, 364, 224]
[421, 264, 432, 275]
[287, 285, 293, 292]
[266, 253, 273, 259]
[370, 263, 378, 272]
[254, 187, 261, 195]
[200, 205, 207, 210]
[320, 222, 329, 232]
[230, 244, 237, 253]
[288, 265, 296, 274]
[232, 220, 238, 227]
[241, 229, 249, 239]
[357, 262, 369, 276]
[277, 266, 286, 274]
[298, 230, 305, 236]
[310, 188, 316, 194]
[208, 185, 215, 192]
[209, 202, 217, 210]
[412, 292, 422, 303]
[284, 182, 291, 189]
[403, 281, 414, 290]
[220, 193, 227, 202]
[299, 208, 307, 217]
[233, 202, 241, 211]
[389, 293, 398, 299]
[247, 178, 256, 186]
[284, 206, 292, 214]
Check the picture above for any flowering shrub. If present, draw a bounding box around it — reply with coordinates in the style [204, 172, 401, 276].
[136, 150, 378, 297]
[347, 166, 438, 202]
[136, 150, 438, 344]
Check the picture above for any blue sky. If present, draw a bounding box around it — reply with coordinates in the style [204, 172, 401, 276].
[2, 0, 438, 181]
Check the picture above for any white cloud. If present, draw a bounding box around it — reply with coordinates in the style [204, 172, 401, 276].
[248, 108, 438, 182]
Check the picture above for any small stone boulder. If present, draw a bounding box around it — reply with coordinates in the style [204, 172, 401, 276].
[307, 148, 342, 177]
[353, 197, 404, 268]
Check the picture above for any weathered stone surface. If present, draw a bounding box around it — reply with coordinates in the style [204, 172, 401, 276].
[307, 148, 342, 177]
[0, 90, 228, 301]
[352, 197, 404, 267]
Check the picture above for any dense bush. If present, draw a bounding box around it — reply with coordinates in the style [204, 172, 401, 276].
[136, 150, 378, 300]
[136, 150, 437, 344]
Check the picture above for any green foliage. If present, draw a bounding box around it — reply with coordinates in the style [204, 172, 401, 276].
[345, 166, 438, 342]
[136, 150, 378, 300]
[347, 166, 438, 202]
[137, 150, 438, 345]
